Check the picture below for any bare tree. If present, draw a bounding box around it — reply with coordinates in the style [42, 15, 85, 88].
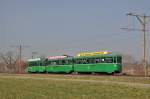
[0, 51, 19, 73]
[122, 54, 138, 65]
[122, 54, 144, 76]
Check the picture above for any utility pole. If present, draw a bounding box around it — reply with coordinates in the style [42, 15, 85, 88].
[10, 45, 30, 73]
[121, 13, 150, 76]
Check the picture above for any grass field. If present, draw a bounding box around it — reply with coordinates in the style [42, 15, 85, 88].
[0, 74, 150, 99]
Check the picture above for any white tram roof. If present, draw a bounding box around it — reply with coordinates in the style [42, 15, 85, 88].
[48, 56, 67, 60]
[27, 58, 41, 62]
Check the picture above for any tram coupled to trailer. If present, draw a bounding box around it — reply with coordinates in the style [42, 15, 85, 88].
[27, 51, 122, 74]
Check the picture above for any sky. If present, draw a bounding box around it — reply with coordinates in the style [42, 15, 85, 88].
[0, 0, 150, 61]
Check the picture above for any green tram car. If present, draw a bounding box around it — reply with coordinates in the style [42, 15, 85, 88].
[27, 53, 122, 74]
[73, 54, 122, 74]
[46, 56, 73, 73]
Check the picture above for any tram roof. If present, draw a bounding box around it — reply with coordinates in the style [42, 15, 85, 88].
[47, 56, 73, 61]
[75, 53, 122, 59]
[27, 58, 46, 62]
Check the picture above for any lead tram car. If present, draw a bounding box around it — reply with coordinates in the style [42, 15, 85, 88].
[27, 51, 122, 74]
[73, 53, 122, 74]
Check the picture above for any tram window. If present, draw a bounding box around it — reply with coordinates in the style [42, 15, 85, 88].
[63, 60, 69, 65]
[59, 60, 63, 65]
[29, 62, 33, 66]
[95, 58, 101, 63]
[75, 60, 78, 64]
[87, 59, 91, 64]
[113, 57, 117, 63]
[65, 60, 69, 65]
[57, 60, 60, 65]
[69, 60, 73, 64]
[40, 62, 46, 66]
[47, 61, 50, 65]
[40, 63, 43, 66]
[76, 59, 81, 64]
[48, 61, 52, 65]
[61, 60, 63, 65]
[57, 60, 61, 65]
[75, 58, 99, 64]
[29, 62, 39, 66]
[101, 58, 105, 63]
[88, 58, 96, 64]
[36, 62, 39, 66]
[28, 62, 32, 66]
[105, 58, 113, 63]
[51, 61, 57, 65]
[82, 59, 87, 64]
[68, 60, 73, 64]
[35, 62, 38, 66]
[48, 61, 51, 65]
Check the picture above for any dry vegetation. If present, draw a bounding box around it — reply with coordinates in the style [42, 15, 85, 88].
[122, 54, 150, 76]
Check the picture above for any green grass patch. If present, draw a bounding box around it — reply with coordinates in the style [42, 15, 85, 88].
[0, 74, 150, 99]
[6, 73, 150, 84]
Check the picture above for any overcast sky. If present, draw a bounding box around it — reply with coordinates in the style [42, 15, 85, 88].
[0, 0, 150, 61]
